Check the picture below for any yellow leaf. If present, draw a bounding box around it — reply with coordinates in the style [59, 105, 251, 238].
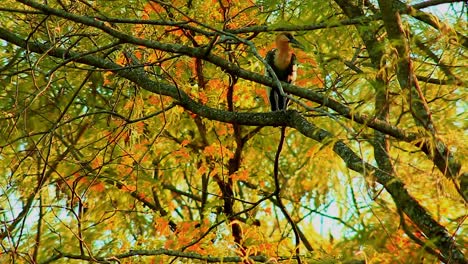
[301, 179, 314, 191]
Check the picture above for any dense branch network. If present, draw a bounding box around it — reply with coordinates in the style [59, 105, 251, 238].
[0, 0, 466, 263]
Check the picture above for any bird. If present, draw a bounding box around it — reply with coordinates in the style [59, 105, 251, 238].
[265, 32, 303, 111]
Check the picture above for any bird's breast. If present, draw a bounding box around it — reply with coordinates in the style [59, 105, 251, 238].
[274, 52, 292, 70]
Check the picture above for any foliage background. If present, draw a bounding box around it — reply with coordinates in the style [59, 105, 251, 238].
[0, 0, 466, 263]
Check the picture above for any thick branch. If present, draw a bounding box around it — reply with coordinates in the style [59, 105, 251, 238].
[0, 17, 463, 182]
[43, 249, 270, 263]
[393, 0, 468, 49]
[378, 0, 463, 198]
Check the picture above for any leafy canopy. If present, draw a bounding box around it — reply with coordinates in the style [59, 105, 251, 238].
[0, 0, 466, 263]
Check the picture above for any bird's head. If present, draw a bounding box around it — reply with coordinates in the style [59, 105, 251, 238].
[276, 32, 304, 50]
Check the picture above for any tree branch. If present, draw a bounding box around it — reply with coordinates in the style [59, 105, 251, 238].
[0, 9, 465, 262]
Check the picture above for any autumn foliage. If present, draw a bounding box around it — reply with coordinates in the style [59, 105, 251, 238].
[0, 0, 466, 263]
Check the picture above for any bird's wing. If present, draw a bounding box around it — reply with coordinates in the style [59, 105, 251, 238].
[288, 53, 298, 84]
[264, 49, 277, 77]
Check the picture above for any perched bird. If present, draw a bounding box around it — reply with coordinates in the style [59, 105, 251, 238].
[265, 32, 303, 111]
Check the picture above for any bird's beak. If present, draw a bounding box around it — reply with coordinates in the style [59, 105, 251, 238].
[289, 37, 305, 50]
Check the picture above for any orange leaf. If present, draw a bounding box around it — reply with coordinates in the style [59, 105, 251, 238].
[115, 54, 126, 66]
[144, 2, 164, 14]
[181, 139, 190, 147]
[148, 95, 160, 105]
[134, 50, 142, 60]
[255, 88, 268, 104]
[301, 179, 314, 191]
[90, 182, 105, 192]
[123, 184, 136, 193]
[174, 149, 190, 159]
[135, 122, 145, 134]
[231, 170, 249, 182]
[197, 165, 208, 175]
[203, 145, 217, 157]
[154, 217, 171, 236]
[199, 92, 208, 104]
